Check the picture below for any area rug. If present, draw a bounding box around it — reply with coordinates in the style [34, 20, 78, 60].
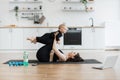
[4, 59, 101, 64]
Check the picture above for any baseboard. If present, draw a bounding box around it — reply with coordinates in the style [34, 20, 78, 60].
[105, 46, 120, 51]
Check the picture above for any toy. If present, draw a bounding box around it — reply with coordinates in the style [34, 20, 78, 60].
[8, 61, 23, 66]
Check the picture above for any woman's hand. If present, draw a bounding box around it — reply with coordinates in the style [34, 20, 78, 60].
[54, 32, 59, 38]
[49, 50, 54, 62]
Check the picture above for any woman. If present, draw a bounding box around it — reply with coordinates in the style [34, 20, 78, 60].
[28, 32, 84, 62]
[27, 24, 68, 62]
[50, 32, 84, 62]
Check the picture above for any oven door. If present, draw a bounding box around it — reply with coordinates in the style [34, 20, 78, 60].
[63, 28, 82, 49]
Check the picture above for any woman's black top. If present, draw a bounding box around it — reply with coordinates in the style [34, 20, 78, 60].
[36, 46, 64, 62]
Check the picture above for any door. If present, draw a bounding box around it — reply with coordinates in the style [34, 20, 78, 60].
[0, 28, 11, 49]
[11, 28, 23, 49]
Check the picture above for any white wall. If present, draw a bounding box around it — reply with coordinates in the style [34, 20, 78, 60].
[0, 0, 120, 27]
[105, 21, 120, 48]
[0, 0, 9, 26]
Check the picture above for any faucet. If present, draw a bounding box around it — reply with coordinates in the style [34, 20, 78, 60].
[89, 17, 94, 27]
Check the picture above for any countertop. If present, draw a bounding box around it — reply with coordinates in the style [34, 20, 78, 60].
[0, 25, 104, 28]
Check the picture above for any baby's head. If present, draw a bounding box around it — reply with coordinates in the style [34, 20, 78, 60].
[58, 24, 68, 34]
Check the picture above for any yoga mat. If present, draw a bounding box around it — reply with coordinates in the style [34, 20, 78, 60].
[4, 59, 101, 64]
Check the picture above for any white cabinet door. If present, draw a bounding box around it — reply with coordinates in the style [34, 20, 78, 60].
[93, 28, 105, 49]
[23, 28, 38, 49]
[82, 28, 104, 49]
[0, 28, 11, 49]
[11, 28, 23, 49]
[82, 28, 93, 49]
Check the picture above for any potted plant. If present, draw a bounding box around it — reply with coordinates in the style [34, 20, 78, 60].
[14, 6, 19, 21]
[80, 0, 88, 12]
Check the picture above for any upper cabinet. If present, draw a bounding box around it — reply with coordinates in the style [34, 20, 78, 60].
[62, 0, 94, 12]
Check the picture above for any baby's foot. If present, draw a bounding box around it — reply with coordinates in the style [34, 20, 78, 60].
[27, 37, 33, 42]
[27, 37, 36, 44]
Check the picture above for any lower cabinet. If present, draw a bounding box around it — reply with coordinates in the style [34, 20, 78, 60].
[11, 28, 23, 50]
[82, 28, 104, 49]
[0, 27, 104, 50]
[0, 28, 11, 50]
[82, 28, 94, 49]
[0, 28, 24, 50]
[92, 28, 105, 49]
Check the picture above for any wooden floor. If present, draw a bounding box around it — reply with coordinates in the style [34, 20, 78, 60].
[0, 64, 120, 80]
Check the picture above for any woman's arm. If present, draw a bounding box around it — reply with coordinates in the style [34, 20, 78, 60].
[52, 33, 67, 61]
[49, 50, 54, 62]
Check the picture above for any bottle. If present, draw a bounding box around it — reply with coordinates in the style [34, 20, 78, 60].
[39, 5, 42, 10]
[34, 14, 39, 24]
[23, 51, 29, 66]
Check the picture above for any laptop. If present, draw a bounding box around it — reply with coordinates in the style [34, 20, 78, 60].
[92, 55, 118, 70]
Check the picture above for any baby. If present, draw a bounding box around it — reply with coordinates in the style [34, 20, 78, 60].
[27, 24, 68, 45]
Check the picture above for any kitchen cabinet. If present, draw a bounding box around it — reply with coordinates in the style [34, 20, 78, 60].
[11, 28, 23, 49]
[0, 27, 104, 51]
[0, 28, 23, 50]
[0, 28, 11, 49]
[81, 28, 93, 49]
[82, 28, 104, 49]
[82, 28, 93, 49]
[92, 28, 105, 49]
